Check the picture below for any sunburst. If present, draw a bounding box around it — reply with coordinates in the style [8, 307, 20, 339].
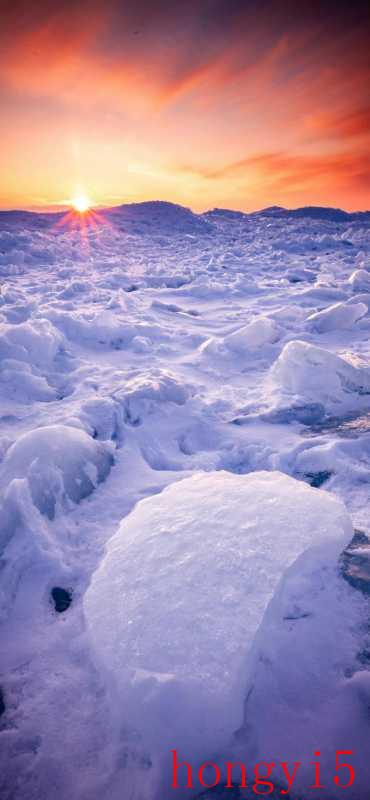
[71, 194, 91, 213]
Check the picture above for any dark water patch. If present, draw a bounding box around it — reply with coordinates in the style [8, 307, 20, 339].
[262, 403, 327, 426]
[51, 586, 72, 613]
[231, 403, 326, 427]
[340, 530, 370, 596]
[357, 647, 370, 667]
[0, 687, 5, 717]
[234, 407, 370, 436]
[283, 611, 312, 621]
[304, 470, 332, 488]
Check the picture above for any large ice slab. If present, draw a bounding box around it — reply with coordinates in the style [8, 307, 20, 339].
[84, 470, 352, 763]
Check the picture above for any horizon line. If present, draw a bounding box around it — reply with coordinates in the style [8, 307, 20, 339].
[0, 200, 369, 218]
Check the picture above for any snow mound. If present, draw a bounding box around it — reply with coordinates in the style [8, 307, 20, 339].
[306, 301, 367, 332]
[79, 397, 123, 442]
[294, 434, 370, 485]
[200, 317, 282, 361]
[114, 370, 191, 426]
[0, 425, 113, 519]
[46, 309, 138, 349]
[84, 470, 352, 764]
[0, 319, 65, 403]
[271, 340, 370, 415]
[0, 318, 64, 367]
[106, 200, 213, 235]
[0, 359, 57, 402]
[285, 266, 316, 283]
[225, 317, 282, 352]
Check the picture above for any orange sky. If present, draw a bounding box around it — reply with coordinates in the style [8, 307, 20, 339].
[0, 0, 369, 212]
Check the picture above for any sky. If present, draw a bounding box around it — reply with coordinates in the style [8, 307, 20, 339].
[0, 0, 369, 212]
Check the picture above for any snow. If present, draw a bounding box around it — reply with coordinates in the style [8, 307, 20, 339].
[307, 300, 367, 332]
[349, 268, 370, 291]
[84, 470, 352, 788]
[225, 316, 282, 351]
[0, 318, 65, 403]
[235, 539, 369, 799]
[1, 201, 370, 800]
[270, 340, 370, 416]
[114, 369, 191, 426]
[0, 424, 114, 519]
[293, 434, 370, 485]
[0, 318, 64, 366]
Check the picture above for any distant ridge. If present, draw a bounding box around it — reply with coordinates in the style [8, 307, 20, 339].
[250, 205, 370, 222]
[0, 201, 369, 230]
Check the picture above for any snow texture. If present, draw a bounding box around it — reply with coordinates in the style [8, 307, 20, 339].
[85, 470, 352, 782]
[1, 201, 370, 800]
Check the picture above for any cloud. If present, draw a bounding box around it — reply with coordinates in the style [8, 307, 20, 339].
[1, 0, 369, 110]
[179, 148, 370, 195]
[1, 0, 369, 210]
[305, 107, 370, 142]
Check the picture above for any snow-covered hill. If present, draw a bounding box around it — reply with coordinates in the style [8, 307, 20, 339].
[1, 202, 370, 800]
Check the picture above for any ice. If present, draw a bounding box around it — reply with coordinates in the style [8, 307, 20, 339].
[84, 470, 352, 785]
[46, 308, 139, 349]
[349, 269, 370, 292]
[236, 534, 369, 799]
[271, 340, 370, 415]
[225, 316, 282, 352]
[0, 318, 66, 403]
[0, 425, 114, 519]
[307, 300, 367, 332]
[0, 477, 62, 623]
[200, 316, 282, 362]
[0, 318, 65, 366]
[2, 202, 370, 800]
[0, 358, 58, 402]
[114, 369, 191, 426]
[293, 435, 370, 486]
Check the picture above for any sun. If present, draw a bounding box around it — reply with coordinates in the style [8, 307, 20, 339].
[72, 194, 91, 213]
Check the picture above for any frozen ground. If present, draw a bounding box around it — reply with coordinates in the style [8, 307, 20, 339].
[1, 201, 370, 799]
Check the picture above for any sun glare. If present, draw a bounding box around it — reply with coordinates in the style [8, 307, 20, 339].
[72, 194, 91, 213]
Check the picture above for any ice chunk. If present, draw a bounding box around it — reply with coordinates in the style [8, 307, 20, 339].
[0, 318, 64, 367]
[306, 301, 367, 332]
[271, 340, 370, 414]
[46, 309, 138, 349]
[0, 425, 113, 519]
[236, 533, 368, 799]
[225, 316, 282, 352]
[285, 266, 316, 283]
[200, 317, 282, 362]
[79, 397, 123, 442]
[114, 370, 190, 426]
[0, 319, 65, 403]
[0, 478, 62, 624]
[293, 434, 370, 485]
[84, 470, 352, 766]
[0, 359, 57, 403]
[348, 269, 370, 292]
